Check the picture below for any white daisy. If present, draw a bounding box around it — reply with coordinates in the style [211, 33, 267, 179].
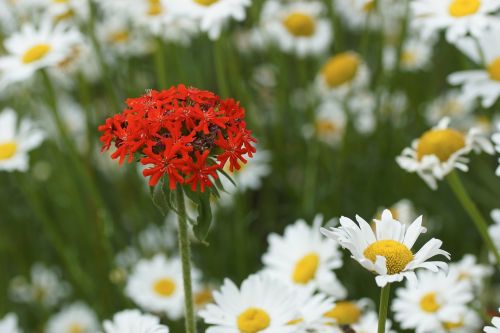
[0, 313, 21, 333]
[46, 302, 99, 333]
[103, 309, 169, 333]
[425, 90, 475, 126]
[259, 0, 332, 58]
[0, 19, 83, 88]
[125, 254, 199, 320]
[410, 0, 500, 42]
[489, 209, 500, 254]
[95, 17, 151, 59]
[173, 0, 251, 40]
[352, 311, 396, 333]
[384, 36, 433, 72]
[493, 127, 500, 175]
[292, 288, 335, 332]
[199, 274, 299, 333]
[376, 199, 417, 227]
[392, 270, 474, 333]
[396, 117, 494, 190]
[303, 99, 347, 147]
[323, 299, 373, 326]
[485, 309, 500, 333]
[9, 263, 70, 307]
[347, 90, 377, 135]
[262, 215, 346, 298]
[449, 254, 493, 290]
[316, 52, 370, 100]
[448, 25, 500, 108]
[0, 108, 45, 172]
[321, 209, 450, 287]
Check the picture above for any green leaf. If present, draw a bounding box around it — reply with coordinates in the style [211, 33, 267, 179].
[150, 179, 173, 215]
[184, 186, 212, 245]
[192, 190, 212, 245]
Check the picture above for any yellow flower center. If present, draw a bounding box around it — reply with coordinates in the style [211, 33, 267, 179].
[194, 289, 213, 306]
[401, 51, 416, 65]
[283, 13, 316, 37]
[153, 278, 176, 297]
[321, 53, 360, 88]
[362, 0, 375, 12]
[54, 9, 75, 22]
[22, 44, 52, 64]
[147, 0, 163, 16]
[443, 320, 464, 329]
[324, 302, 361, 325]
[53, 0, 69, 3]
[69, 323, 84, 333]
[237, 308, 271, 333]
[316, 120, 338, 136]
[416, 128, 466, 161]
[449, 0, 481, 17]
[194, 0, 219, 6]
[292, 252, 320, 284]
[363, 240, 413, 274]
[108, 31, 130, 44]
[287, 318, 303, 325]
[0, 141, 17, 160]
[487, 58, 500, 81]
[419, 292, 440, 313]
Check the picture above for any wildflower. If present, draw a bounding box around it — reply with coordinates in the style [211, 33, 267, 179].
[103, 309, 169, 333]
[0, 18, 83, 88]
[425, 90, 474, 126]
[321, 209, 450, 287]
[375, 199, 417, 227]
[392, 270, 475, 333]
[396, 117, 494, 189]
[316, 52, 370, 100]
[259, 0, 332, 57]
[46, 303, 99, 333]
[323, 299, 372, 326]
[351, 311, 396, 333]
[485, 309, 500, 333]
[384, 37, 433, 72]
[262, 215, 346, 298]
[98, 85, 256, 192]
[9, 263, 70, 307]
[448, 254, 493, 290]
[289, 287, 335, 332]
[0, 108, 45, 172]
[448, 26, 500, 108]
[410, 0, 500, 42]
[125, 254, 200, 320]
[303, 100, 346, 147]
[199, 274, 299, 333]
[174, 0, 251, 40]
[0, 313, 21, 333]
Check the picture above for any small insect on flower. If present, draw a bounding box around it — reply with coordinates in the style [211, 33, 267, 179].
[321, 209, 450, 287]
[98, 84, 257, 192]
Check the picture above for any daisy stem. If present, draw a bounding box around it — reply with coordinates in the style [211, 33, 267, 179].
[155, 37, 168, 89]
[377, 284, 391, 333]
[176, 186, 197, 333]
[214, 37, 230, 98]
[446, 171, 500, 265]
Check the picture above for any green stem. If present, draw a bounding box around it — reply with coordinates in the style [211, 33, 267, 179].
[155, 37, 168, 88]
[378, 284, 391, 333]
[213, 38, 230, 97]
[176, 186, 197, 333]
[446, 171, 500, 265]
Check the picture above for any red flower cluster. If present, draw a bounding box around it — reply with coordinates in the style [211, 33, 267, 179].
[98, 85, 256, 192]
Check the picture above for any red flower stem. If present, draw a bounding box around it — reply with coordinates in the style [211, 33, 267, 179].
[176, 186, 197, 333]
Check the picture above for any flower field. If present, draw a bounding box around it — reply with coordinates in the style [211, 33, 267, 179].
[1, 0, 500, 333]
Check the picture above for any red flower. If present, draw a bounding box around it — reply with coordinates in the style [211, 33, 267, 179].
[98, 85, 257, 192]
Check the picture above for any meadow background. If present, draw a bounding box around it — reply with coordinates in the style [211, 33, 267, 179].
[1, 0, 500, 332]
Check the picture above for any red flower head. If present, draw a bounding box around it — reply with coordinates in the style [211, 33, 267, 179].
[98, 85, 257, 192]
